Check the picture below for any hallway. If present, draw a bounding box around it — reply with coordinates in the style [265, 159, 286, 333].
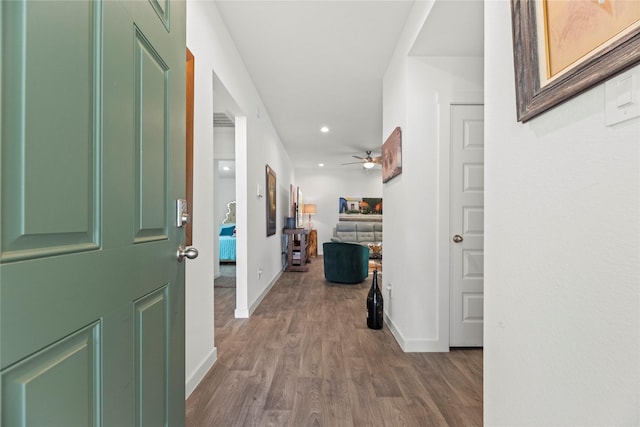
[186, 258, 482, 426]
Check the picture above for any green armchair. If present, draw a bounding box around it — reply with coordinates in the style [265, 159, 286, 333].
[323, 242, 370, 284]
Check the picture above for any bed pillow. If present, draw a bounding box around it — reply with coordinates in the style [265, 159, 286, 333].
[220, 224, 235, 236]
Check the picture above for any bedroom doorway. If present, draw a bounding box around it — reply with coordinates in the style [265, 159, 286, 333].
[211, 70, 247, 318]
[214, 130, 236, 288]
[216, 194, 236, 288]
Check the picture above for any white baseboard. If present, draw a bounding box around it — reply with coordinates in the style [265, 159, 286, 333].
[248, 271, 282, 315]
[185, 346, 218, 399]
[385, 314, 449, 353]
[234, 307, 249, 318]
[234, 270, 282, 318]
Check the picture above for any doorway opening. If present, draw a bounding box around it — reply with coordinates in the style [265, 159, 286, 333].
[213, 123, 236, 288]
[211, 72, 247, 317]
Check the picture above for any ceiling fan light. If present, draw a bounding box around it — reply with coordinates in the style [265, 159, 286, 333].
[363, 161, 375, 169]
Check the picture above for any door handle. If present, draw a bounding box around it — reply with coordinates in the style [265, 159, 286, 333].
[452, 235, 463, 243]
[177, 245, 199, 262]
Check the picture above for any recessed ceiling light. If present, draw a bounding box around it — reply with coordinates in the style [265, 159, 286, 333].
[320, 126, 329, 133]
[318, 163, 325, 167]
[223, 166, 230, 171]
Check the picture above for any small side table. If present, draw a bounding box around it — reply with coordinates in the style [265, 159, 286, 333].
[307, 229, 318, 259]
[283, 228, 308, 272]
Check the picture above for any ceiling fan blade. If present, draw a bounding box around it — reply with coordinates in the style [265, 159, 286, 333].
[344, 151, 382, 166]
[341, 161, 364, 165]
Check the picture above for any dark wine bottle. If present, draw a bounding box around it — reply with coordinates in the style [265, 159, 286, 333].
[366, 270, 383, 329]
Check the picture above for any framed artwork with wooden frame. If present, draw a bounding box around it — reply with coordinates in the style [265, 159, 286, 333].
[382, 127, 402, 183]
[511, 0, 640, 122]
[266, 164, 276, 236]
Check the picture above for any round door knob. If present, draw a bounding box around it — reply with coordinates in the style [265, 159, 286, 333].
[177, 245, 199, 262]
[452, 235, 463, 243]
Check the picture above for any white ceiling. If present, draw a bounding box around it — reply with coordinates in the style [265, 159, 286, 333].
[214, 0, 483, 170]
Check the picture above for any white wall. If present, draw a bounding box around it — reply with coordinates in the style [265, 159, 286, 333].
[295, 168, 382, 254]
[186, 0, 295, 397]
[484, 1, 639, 425]
[214, 125, 235, 157]
[382, 0, 484, 351]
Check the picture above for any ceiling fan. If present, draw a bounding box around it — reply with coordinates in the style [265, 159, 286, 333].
[341, 150, 382, 169]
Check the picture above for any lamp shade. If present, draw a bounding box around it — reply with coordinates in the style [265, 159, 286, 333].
[302, 204, 317, 214]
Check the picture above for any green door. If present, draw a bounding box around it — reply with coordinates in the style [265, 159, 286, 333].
[1, 1, 186, 425]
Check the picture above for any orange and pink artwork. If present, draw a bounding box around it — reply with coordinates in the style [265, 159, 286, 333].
[382, 127, 402, 184]
[544, 0, 640, 78]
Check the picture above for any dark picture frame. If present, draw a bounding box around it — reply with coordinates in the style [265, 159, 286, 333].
[511, 1, 640, 122]
[266, 165, 276, 236]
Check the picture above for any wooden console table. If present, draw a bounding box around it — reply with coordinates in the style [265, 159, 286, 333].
[283, 228, 308, 272]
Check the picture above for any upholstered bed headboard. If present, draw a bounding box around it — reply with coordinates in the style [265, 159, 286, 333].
[222, 200, 236, 224]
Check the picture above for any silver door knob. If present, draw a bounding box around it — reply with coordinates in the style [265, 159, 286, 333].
[177, 245, 199, 262]
[452, 235, 463, 243]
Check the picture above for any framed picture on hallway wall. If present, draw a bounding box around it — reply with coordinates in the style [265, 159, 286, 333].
[296, 186, 303, 228]
[266, 165, 276, 236]
[511, 0, 640, 122]
[382, 127, 402, 183]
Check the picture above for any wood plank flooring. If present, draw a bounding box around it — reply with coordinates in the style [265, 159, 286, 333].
[186, 257, 482, 426]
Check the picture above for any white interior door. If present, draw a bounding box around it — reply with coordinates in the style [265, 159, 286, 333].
[450, 104, 484, 347]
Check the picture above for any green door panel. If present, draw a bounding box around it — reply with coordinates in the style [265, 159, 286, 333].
[134, 28, 169, 243]
[135, 286, 169, 427]
[148, 0, 170, 30]
[1, 0, 186, 425]
[1, 323, 101, 427]
[1, 0, 100, 261]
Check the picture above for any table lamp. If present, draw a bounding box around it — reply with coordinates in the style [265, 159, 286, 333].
[302, 204, 317, 229]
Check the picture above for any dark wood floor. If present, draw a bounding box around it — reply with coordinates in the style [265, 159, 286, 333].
[186, 257, 482, 426]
